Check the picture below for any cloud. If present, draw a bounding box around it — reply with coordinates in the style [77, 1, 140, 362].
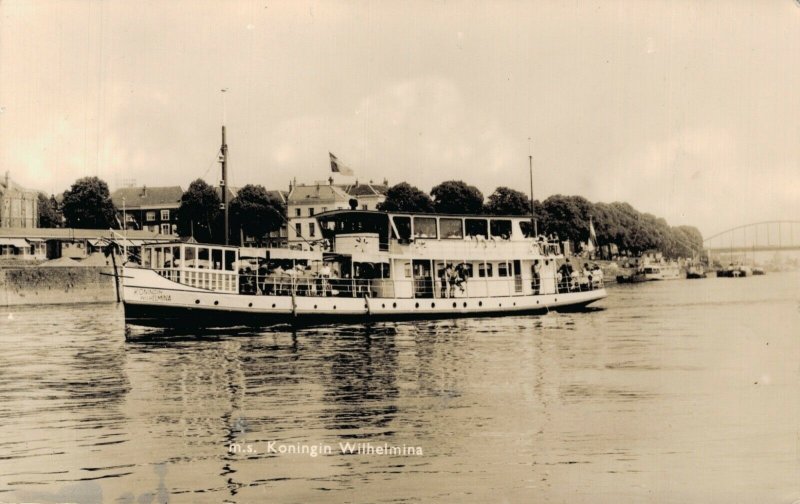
[260, 76, 520, 193]
[603, 126, 800, 235]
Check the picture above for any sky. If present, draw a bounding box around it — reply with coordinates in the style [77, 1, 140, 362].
[1, 0, 798, 237]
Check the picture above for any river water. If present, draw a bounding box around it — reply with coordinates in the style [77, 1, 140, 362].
[1, 273, 798, 503]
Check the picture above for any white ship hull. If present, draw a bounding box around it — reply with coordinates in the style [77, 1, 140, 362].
[122, 267, 607, 329]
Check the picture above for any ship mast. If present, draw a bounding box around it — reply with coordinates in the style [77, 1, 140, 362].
[528, 138, 538, 236]
[220, 89, 229, 245]
[220, 125, 228, 245]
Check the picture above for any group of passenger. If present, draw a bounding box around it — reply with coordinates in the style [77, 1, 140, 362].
[556, 259, 604, 293]
[238, 261, 348, 297]
[437, 263, 470, 298]
[531, 258, 603, 294]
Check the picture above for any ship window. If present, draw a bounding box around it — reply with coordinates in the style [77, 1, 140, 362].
[403, 262, 411, 278]
[478, 263, 493, 278]
[413, 217, 437, 239]
[212, 249, 223, 270]
[184, 246, 195, 266]
[391, 216, 412, 241]
[198, 248, 210, 269]
[498, 262, 509, 277]
[465, 218, 488, 238]
[519, 220, 535, 238]
[461, 263, 474, 278]
[440, 218, 464, 239]
[225, 250, 236, 271]
[490, 219, 512, 239]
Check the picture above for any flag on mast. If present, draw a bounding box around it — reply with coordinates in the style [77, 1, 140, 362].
[329, 152, 354, 176]
[587, 217, 598, 251]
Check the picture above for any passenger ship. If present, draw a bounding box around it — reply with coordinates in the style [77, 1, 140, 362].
[122, 210, 607, 328]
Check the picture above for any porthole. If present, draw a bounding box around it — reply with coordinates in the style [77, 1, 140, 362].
[195, 299, 200, 304]
[555, 298, 558, 302]
[452, 302, 457, 308]
[499, 303, 502, 307]
[431, 302, 435, 308]
[415, 302, 419, 308]
[214, 300, 219, 306]
[392, 302, 397, 308]
[382, 303, 386, 308]
[314, 304, 317, 309]
[333, 305, 337, 309]
[478, 301, 483, 307]
[272, 303, 276, 308]
[248, 302, 253, 308]
[463, 302, 467, 308]
[513, 302, 516, 307]
[536, 300, 540, 305]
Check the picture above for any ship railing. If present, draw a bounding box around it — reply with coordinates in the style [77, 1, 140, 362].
[153, 268, 238, 293]
[230, 274, 604, 299]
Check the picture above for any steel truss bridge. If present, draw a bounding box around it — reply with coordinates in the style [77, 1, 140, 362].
[704, 221, 800, 256]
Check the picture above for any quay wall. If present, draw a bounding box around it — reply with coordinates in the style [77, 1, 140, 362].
[0, 266, 118, 307]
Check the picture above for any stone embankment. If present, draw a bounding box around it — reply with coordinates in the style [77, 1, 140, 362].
[0, 264, 117, 306]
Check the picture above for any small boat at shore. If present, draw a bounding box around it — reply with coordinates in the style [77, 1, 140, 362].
[716, 264, 751, 278]
[615, 271, 648, 283]
[686, 265, 707, 279]
[641, 263, 681, 281]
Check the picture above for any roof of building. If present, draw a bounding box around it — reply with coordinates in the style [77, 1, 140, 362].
[111, 186, 183, 209]
[0, 227, 170, 240]
[344, 183, 388, 197]
[288, 184, 351, 204]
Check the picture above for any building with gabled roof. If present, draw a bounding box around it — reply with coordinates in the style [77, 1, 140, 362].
[111, 185, 182, 235]
[286, 179, 387, 247]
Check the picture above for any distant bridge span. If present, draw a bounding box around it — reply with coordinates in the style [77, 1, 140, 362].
[704, 220, 800, 253]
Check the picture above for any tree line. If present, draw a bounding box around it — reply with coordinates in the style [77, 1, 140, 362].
[43, 176, 703, 258]
[378, 180, 704, 258]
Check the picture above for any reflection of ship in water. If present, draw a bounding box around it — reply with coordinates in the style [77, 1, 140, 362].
[315, 326, 399, 435]
[0, 307, 132, 500]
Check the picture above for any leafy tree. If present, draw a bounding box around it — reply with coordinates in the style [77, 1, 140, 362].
[229, 184, 285, 245]
[430, 180, 483, 214]
[540, 195, 593, 247]
[37, 192, 60, 228]
[377, 182, 435, 213]
[484, 187, 532, 215]
[176, 179, 221, 243]
[61, 177, 117, 229]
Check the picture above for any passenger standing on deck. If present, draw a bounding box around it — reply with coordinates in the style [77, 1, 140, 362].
[540, 259, 556, 294]
[532, 260, 541, 294]
[558, 259, 573, 292]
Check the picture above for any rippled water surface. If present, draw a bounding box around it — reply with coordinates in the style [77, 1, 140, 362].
[1, 273, 799, 503]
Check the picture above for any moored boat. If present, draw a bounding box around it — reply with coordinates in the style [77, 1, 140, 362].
[686, 265, 707, 279]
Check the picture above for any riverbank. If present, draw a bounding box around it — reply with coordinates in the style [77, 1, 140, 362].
[0, 264, 117, 306]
